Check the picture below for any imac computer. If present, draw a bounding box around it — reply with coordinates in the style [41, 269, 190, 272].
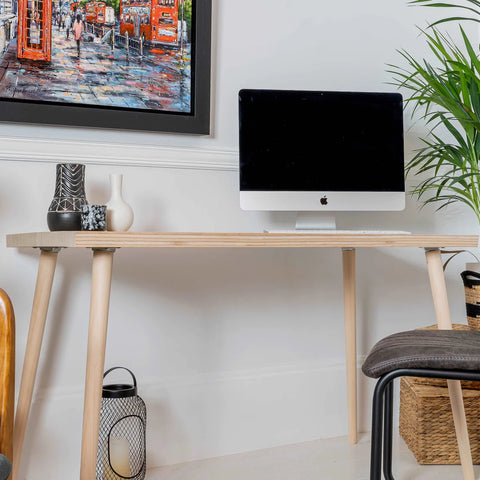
[239, 89, 405, 232]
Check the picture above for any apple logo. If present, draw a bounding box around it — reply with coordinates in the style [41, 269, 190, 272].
[320, 195, 328, 206]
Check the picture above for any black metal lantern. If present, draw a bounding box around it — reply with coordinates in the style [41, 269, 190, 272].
[96, 367, 146, 480]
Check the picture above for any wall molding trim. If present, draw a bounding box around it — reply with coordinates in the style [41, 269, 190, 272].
[0, 135, 239, 171]
[29, 357, 365, 403]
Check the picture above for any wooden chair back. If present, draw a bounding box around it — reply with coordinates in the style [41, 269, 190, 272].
[0, 290, 14, 462]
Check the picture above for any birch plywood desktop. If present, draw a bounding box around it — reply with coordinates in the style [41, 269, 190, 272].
[6, 231, 479, 480]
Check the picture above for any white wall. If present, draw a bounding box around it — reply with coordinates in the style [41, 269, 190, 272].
[0, 1, 478, 478]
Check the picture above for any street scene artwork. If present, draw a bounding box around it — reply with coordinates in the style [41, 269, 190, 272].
[0, 0, 193, 112]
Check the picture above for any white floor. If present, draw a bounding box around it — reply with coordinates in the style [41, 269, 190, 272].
[147, 434, 479, 480]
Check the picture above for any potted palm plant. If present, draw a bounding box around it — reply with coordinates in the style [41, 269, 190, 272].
[390, 0, 480, 327]
[391, 0, 480, 221]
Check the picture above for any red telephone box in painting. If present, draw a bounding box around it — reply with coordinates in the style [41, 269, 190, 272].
[17, 0, 52, 61]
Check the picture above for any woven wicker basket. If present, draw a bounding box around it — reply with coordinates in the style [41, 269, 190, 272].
[399, 376, 480, 464]
[462, 270, 480, 330]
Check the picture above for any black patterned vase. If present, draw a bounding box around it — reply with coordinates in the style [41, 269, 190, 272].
[47, 163, 88, 231]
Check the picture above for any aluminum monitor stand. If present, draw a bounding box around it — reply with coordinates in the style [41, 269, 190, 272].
[265, 212, 411, 234]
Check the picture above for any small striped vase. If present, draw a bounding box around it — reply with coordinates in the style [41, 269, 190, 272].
[47, 163, 88, 231]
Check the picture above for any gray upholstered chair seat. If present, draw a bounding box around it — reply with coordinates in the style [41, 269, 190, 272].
[362, 329, 480, 379]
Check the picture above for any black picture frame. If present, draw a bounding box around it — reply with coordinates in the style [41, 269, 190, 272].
[0, 0, 212, 135]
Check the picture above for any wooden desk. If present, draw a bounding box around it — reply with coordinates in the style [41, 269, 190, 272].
[7, 232, 479, 480]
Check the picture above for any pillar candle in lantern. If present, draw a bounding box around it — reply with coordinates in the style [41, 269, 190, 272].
[109, 436, 130, 477]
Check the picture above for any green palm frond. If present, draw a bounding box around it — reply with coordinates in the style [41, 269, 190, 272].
[390, 3, 480, 222]
[409, 0, 480, 25]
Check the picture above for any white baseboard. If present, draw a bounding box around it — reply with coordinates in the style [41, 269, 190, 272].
[21, 358, 371, 479]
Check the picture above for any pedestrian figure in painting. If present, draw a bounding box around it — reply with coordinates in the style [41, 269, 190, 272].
[29, 10, 41, 46]
[73, 14, 83, 57]
[65, 14, 72, 40]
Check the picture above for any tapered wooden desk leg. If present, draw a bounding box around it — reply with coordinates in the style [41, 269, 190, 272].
[12, 249, 59, 480]
[80, 249, 114, 480]
[425, 248, 474, 480]
[342, 248, 357, 444]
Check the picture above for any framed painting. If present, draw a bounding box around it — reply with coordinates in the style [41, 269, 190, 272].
[0, 0, 211, 133]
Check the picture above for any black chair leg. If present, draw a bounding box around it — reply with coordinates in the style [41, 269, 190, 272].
[383, 380, 395, 480]
[370, 378, 385, 480]
[367, 368, 480, 480]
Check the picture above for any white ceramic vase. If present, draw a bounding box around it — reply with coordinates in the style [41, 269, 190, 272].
[106, 174, 134, 231]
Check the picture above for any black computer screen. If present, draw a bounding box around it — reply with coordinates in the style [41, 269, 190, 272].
[239, 89, 405, 192]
